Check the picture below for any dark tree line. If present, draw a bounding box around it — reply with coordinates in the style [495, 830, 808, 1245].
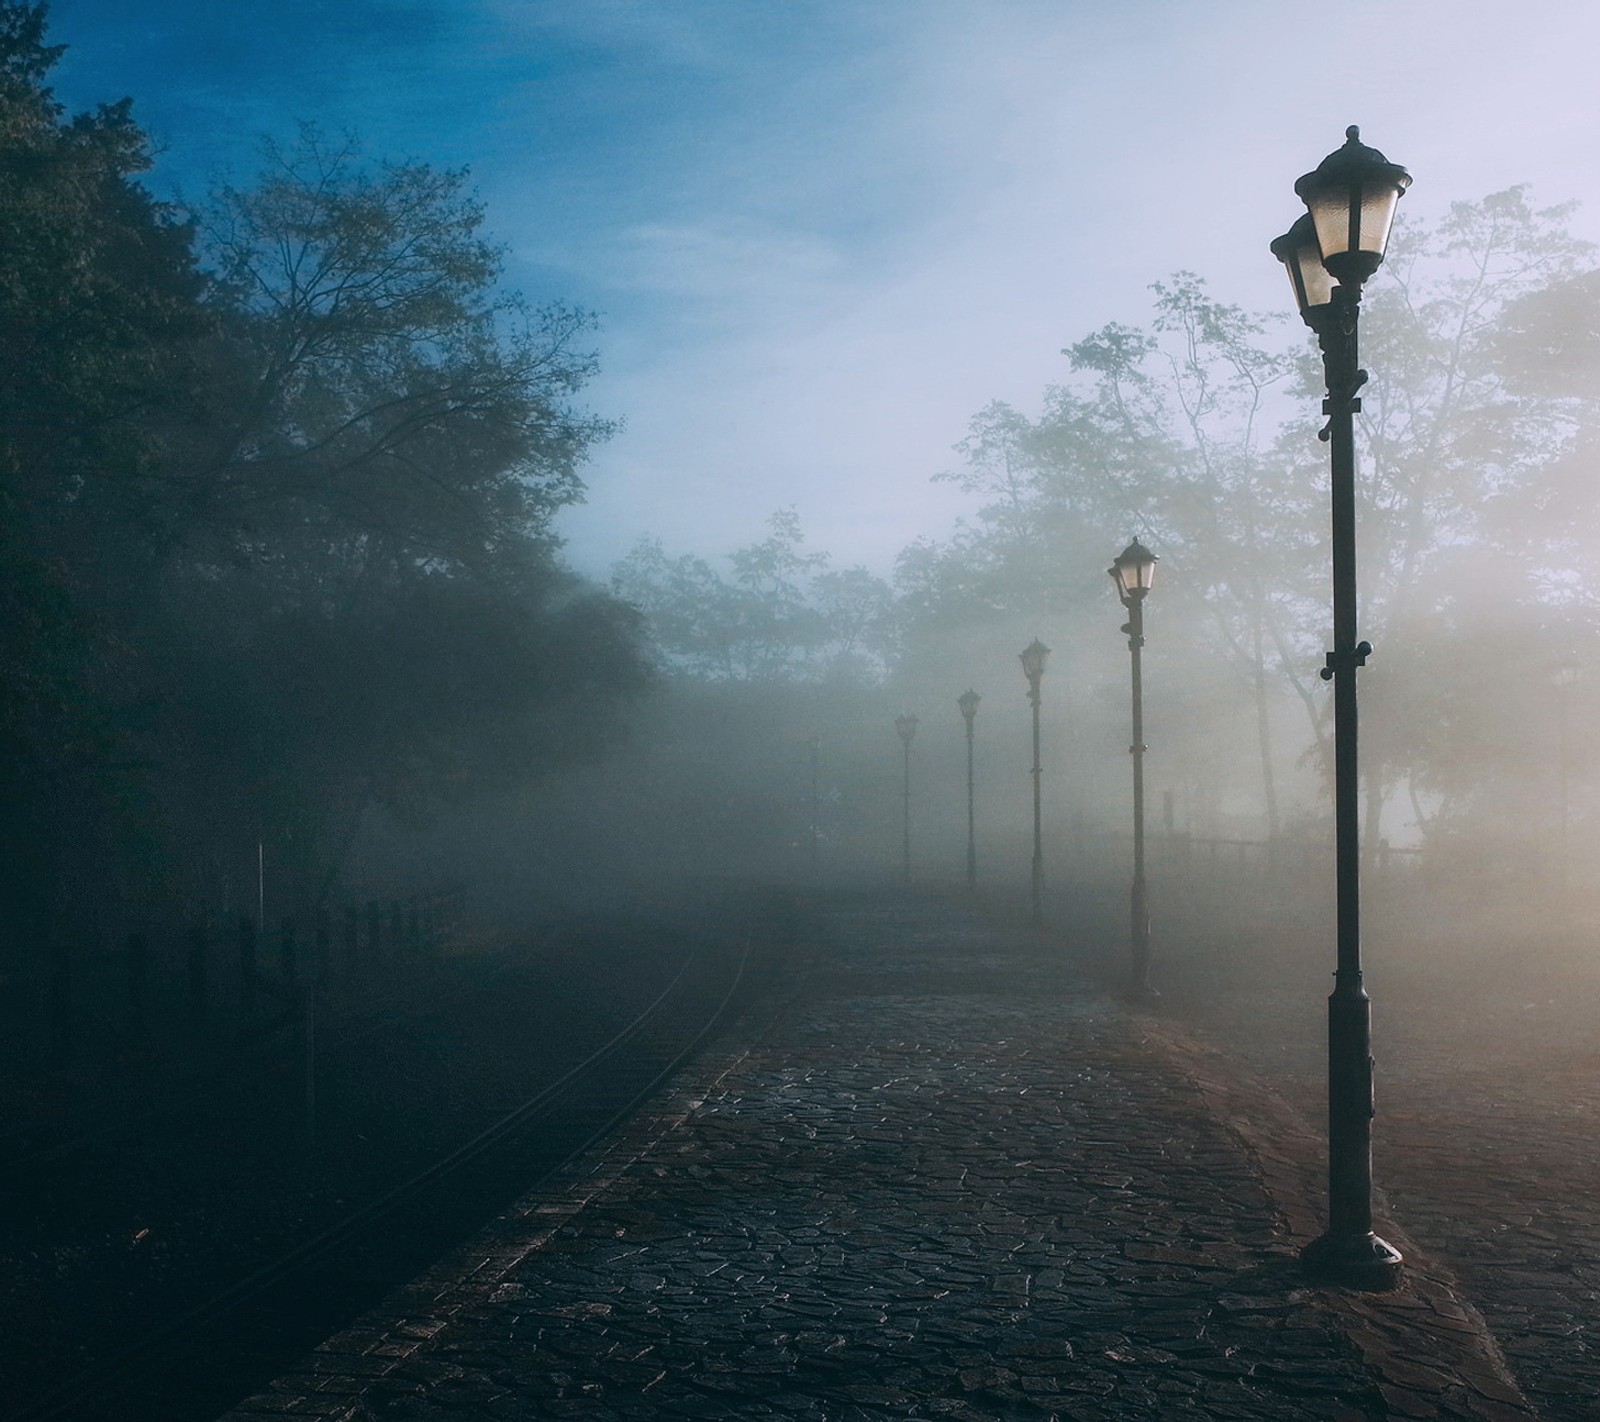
[0, 4, 648, 939]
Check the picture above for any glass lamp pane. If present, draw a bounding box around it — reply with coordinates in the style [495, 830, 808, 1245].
[1309, 189, 1356, 261]
[1296, 235, 1338, 309]
[1272, 216, 1336, 320]
[1278, 260, 1304, 312]
[1296, 128, 1411, 281]
[1358, 180, 1403, 259]
[1112, 540, 1158, 594]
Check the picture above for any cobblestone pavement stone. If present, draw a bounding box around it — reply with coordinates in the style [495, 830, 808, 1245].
[218, 892, 1537, 1421]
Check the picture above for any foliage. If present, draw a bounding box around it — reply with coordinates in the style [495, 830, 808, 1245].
[904, 195, 1600, 849]
[0, 5, 647, 927]
[189, 128, 610, 559]
[613, 508, 894, 684]
[608, 193, 1600, 866]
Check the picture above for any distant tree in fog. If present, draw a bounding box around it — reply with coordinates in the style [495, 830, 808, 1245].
[915, 276, 1310, 837]
[914, 191, 1600, 854]
[607, 511, 897, 881]
[613, 508, 893, 684]
[1347, 189, 1599, 851]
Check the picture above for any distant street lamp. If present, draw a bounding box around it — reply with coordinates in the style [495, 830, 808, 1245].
[1272, 125, 1411, 1291]
[958, 690, 982, 892]
[808, 735, 822, 881]
[1111, 539, 1158, 996]
[1019, 639, 1050, 924]
[1554, 665, 1578, 898]
[894, 714, 919, 882]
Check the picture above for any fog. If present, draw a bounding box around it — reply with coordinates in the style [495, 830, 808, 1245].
[15, 0, 1600, 1167]
[9, 3, 1600, 1416]
[33, 0, 1600, 946]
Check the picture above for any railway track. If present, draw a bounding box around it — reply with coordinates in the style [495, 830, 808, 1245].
[1, 904, 766, 1422]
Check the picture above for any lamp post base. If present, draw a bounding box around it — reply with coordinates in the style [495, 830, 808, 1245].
[1301, 1229, 1404, 1291]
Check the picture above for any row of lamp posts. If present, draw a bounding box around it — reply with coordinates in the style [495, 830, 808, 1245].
[890, 126, 1413, 1293]
[893, 539, 1158, 993]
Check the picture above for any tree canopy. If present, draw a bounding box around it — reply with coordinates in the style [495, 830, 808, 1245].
[0, 3, 647, 929]
[613, 508, 894, 685]
[885, 189, 1600, 856]
[617, 188, 1600, 872]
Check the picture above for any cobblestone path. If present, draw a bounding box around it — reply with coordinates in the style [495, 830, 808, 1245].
[220, 893, 1535, 1422]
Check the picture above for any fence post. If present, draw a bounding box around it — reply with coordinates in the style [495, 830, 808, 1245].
[187, 924, 209, 1032]
[300, 980, 317, 1154]
[314, 908, 330, 987]
[238, 916, 257, 1022]
[49, 928, 73, 1065]
[125, 932, 150, 1047]
[279, 916, 298, 988]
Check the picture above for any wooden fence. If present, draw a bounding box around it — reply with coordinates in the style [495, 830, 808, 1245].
[12, 884, 468, 1077]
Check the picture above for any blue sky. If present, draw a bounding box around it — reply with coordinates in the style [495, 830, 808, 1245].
[44, 0, 1600, 578]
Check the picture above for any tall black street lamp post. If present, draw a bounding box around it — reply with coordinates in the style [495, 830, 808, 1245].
[1553, 666, 1577, 899]
[1111, 540, 1158, 997]
[894, 714, 919, 883]
[958, 690, 981, 892]
[1019, 639, 1050, 924]
[1272, 125, 1411, 1290]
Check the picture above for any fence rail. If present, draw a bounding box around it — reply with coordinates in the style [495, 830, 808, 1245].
[9, 884, 469, 1081]
[1143, 833, 1422, 874]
